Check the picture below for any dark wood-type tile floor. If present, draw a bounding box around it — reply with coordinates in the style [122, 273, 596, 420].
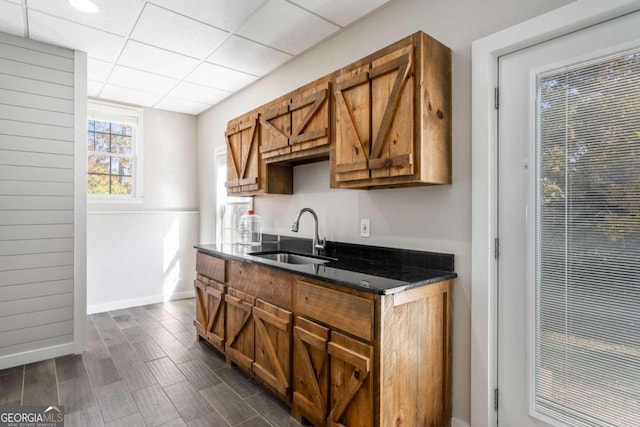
[0, 298, 303, 427]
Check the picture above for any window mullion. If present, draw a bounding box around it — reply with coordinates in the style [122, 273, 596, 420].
[87, 104, 139, 198]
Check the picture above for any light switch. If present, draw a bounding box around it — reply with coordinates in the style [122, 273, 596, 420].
[360, 219, 370, 238]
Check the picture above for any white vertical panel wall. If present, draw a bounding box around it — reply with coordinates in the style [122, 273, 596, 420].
[0, 31, 86, 369]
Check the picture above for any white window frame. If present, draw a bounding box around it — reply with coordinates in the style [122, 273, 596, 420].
[471, 1, 640, 426]
[87, 100, 144, 204]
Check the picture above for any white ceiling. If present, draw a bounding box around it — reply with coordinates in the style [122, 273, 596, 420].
[0, 0, 391, 115]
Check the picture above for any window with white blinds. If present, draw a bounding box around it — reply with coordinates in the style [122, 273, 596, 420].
[535, 48, 640, 426]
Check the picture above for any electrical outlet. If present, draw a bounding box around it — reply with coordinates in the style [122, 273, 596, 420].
[360, 219, 370, 238]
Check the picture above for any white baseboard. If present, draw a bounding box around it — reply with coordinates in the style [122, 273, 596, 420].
[87, 289, 195, 314]
[451, 417, 471, 427]
[0, 342, 75, 371]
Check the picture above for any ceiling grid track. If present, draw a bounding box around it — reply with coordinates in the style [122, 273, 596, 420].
[0, 0, 391, 114]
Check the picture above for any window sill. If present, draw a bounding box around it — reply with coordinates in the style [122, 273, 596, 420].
[87, 196, 144, 205]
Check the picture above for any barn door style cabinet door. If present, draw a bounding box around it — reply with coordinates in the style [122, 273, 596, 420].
[225, 288, 256, 373]
[225, 112, 293, 197]
[260, 80, 331, 164]
[292, 317, 330, 427]
[292, 279, 375, 427]
[226, 113, 260, 195]
[260, 99, 291, 160]
[328, 332, 373, 427]
[292, 317, 374, 427]
[332, 31, 451, 189]
[253, 299, 292, 401]
[193, 276, 226, 353]
[194, 277, 209, 336]
[194, 253, 227, 353]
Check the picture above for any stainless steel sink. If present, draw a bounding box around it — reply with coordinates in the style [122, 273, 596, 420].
[249, 251, 335, 265]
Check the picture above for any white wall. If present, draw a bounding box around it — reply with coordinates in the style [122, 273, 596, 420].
[87, 108, 199, 313]
[197, 0, 573, 423]
[0, 31, 86, 369]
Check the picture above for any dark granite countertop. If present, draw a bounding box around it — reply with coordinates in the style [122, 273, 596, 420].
[194, 235, 456, 295]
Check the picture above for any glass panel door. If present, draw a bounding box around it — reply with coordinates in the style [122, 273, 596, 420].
[534, 48, 640, 427]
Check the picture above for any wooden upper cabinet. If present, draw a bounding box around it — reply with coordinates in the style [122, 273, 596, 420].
[332, 31, 451, 189]
[290, 82, 330, 156]
[334, 65, 370, 183]
[226, 112, 293, 197]
[260, 100, 291, 160]
[260, 80, 331, 164]
[224, 31, 449, 194]
[370, 45, 415, 180]
[226, 113, 260, 195]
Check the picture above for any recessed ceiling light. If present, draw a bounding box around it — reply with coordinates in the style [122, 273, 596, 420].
[68, 0, 100, 14]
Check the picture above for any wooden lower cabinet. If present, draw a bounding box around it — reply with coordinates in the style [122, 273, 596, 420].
[225, 288, 255, 372]
[293, 279, 375, 426]
[292, 279, 452, 427]
[224, 289, 295, 403]
[253, 299, 292, 401]
[194, 277, 208, 333]
[195, 251, 452, 427]
[378, 281, 452, 427]
[194, 276, 226, 353]
[292, 318, 374, 427]
[292, 317, 330, 426]
[328, 331, 373, 427]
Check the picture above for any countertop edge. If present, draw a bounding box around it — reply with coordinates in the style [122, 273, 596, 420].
[194, 244, 457, 295]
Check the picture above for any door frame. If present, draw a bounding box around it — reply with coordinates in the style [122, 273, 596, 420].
[470, 1, 640, 426]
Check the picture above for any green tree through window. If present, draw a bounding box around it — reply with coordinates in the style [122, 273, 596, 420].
[87, 119, 135, 195]
[535, 48, 640, 427]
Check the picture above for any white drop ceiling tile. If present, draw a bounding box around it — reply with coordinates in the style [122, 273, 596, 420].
[0, 2, 25, 37]
[186, 62, 257, 92]
[289, 0, 389, 27]
[155, 97, 211, 115]
[131, 4, 229, 59]
[6, 0, 22, 3]
[117, 40, 200, 79]
[101, 84, 163, 107]
[108, 66, 178, 95]
[169, 82, 230, 105]
[207, 35, 292, 76]
[149, 0, 266, 32]
[88, 58, 112, 82]
[236, 0, 339, 55]
[88, 80, 104, 97]
[27, 0, 145, 36]
[28, 10, 125, 61]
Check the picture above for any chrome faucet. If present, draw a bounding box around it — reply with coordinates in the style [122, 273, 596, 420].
[291, 208, 325, 254]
